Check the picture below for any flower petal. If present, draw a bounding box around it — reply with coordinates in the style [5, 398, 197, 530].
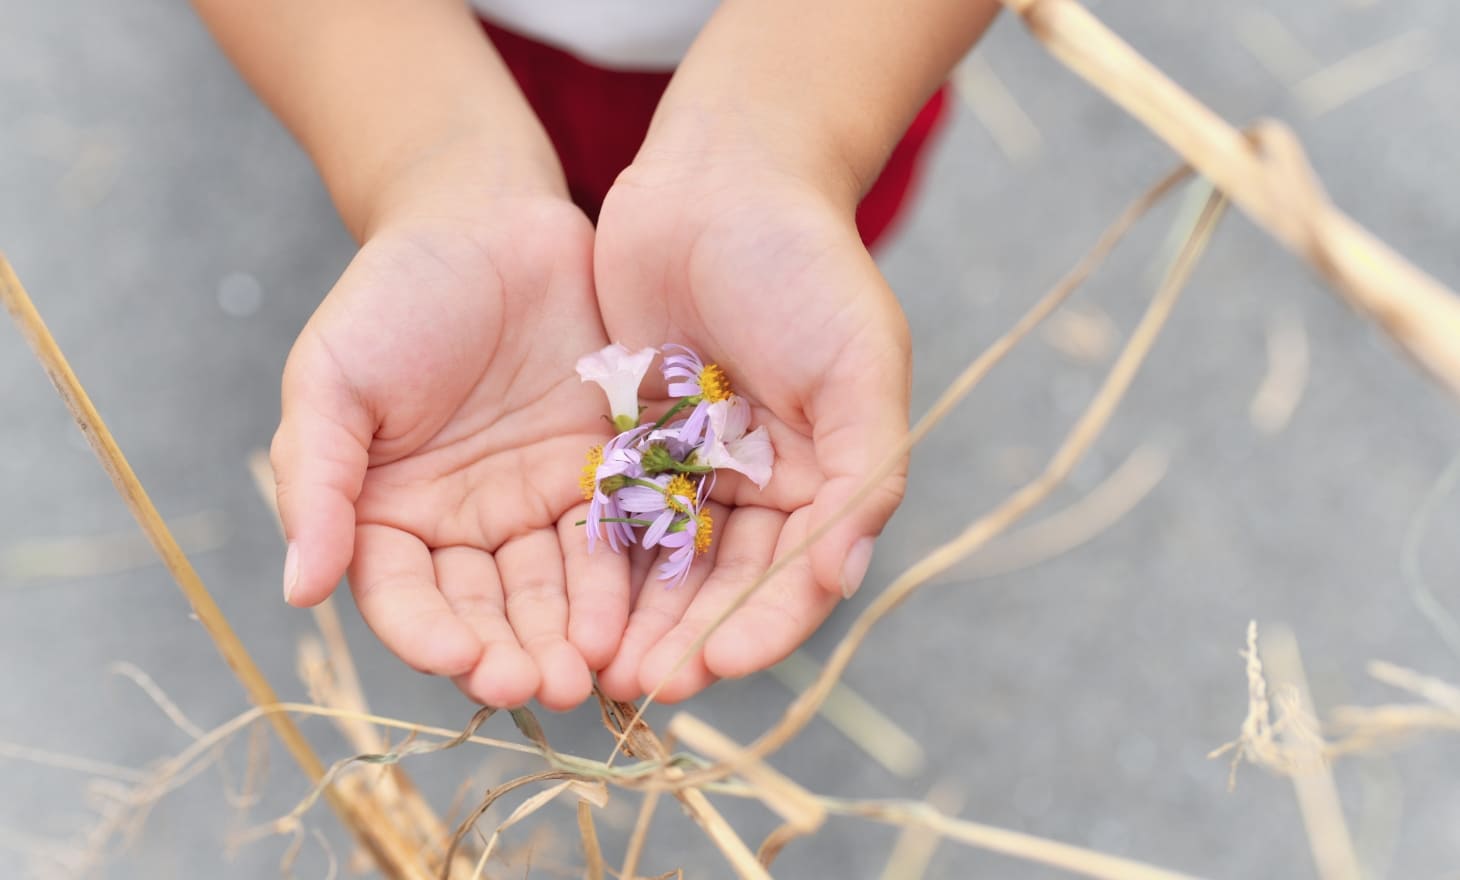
[576, 344, 657, 421]
[708, 425, 774, 489]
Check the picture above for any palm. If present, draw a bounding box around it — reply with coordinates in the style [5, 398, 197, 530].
[275, 198, 627, 710]
[592, 168, 911, 701]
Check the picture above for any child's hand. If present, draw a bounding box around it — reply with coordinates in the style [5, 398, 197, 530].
[272, 181, 627, 711]
[591, 151, 912, 702]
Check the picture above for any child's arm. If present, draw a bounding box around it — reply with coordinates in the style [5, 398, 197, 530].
[592, 1, 1000, 701]
[642, 0, 1001, 205]
[194, 1, 619, 711]
[191, 0, 564, 238]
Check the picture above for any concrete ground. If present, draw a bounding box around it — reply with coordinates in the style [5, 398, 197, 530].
[2, 1, 1458, 877]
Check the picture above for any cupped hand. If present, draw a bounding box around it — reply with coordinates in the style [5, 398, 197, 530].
[591, 157, 912, 702]
[271, 192, 632, 711]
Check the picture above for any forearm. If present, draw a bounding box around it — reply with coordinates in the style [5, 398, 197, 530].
[644, 0, 999, 204]
[192, 0, 562, 238]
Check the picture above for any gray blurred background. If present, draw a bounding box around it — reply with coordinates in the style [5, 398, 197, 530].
[2, 1, 1458, 878]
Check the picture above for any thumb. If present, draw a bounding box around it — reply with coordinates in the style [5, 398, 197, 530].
[270, 335, 374, 607]
[806, 327, 911, 600]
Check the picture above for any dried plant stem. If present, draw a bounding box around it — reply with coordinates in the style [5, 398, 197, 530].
[600, 696, 769, 880]
[942, 441, 1169, 582]
[878, 783, 964, 880]
[621, 788, 662, 880]
[999, 0, 1460, 397]
[253, 451, 476, 878]
[0, 255, 428, 880]
[577, 800, 605, 880]
[1260, 628, 1362, 880]
[830, 798, 1199, 880]
[611, 163, 1196, 765]
[676, 186, 1228, 788]
[0, 741, 147, 783]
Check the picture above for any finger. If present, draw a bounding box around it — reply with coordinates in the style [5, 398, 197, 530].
[496, 528, 593, 711]
[806, 319, 911, 599]
[349, 524, 481, 676]
[648, 504, 805, 697]
[703, 507, 840, 680]
[272, 333, 374, 608]
[598, 503, 729, 702]
[434, 546, 539, 709]
[559, 502, 631, 671]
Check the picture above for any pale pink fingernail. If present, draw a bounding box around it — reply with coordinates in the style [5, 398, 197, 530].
[283, 542, 299, 604]
[841, 537, 874, 599]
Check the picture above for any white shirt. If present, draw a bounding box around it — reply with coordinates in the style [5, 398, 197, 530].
[470, 0, 721, 70]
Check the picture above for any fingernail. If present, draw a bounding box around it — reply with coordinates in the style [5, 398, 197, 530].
[841, 537, 874, 599]
[283, 542, 299, 604]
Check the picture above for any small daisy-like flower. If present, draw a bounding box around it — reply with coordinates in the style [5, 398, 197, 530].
[703, 398, 774, 489]
[586, 486, 632, 553]
[662, 344, 734, 444]
[663, 345, 733, 402]
[576, 343, 657, 432]
[625, 472, 702, 546]
[654, 509, 714, 588]
[583, 426, 649, 553]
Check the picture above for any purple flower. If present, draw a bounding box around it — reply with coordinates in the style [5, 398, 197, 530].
[662, 344, 734, 444]
[619, 473, 701, 548]
[583, 426, 648, 553]
[649, 509, 714, 589]
[586, 483, 632, 554]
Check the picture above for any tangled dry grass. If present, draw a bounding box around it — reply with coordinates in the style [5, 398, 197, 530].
[3, 1, 1458, 878]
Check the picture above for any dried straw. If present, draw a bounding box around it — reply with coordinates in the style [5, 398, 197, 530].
[999, 0, 1460, 399]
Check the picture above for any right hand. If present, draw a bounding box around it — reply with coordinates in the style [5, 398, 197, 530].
[271, 156, 628, 711]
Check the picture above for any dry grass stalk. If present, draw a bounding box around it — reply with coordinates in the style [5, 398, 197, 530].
[667, 713, 825, 837]
[599, 695, 769, 880]
[0, 255, 442, 880]
[768, 650, 926, 778]
[821, 796, 1200, 880]
[610, 163, 1199, 764]
[1232, 9, 1319, 85]
[1205, 627, 1460, 878]
[296, 642, 484, 879]
[878, 782, 964, 880]
[669, 185, 1229, 791]
[0, 741, 146, 783]
[576, 800, 605, 880]
[620, 786, 662, 880]
[999, 0, 1460, 399]
[252, 449, 480, 877]
[1248, 308, 1310, 435]
[1041, 302, 1117, 364]
[953, 54, 1044, 162]
[943, 441, 1169, 582]
[1290, 29, 1434, 118]
[0, 509, 227, 580]
[1259, 627, 1362, 880]
[1400, 449, 1460, 661]
[1329, 661, 1460, 754]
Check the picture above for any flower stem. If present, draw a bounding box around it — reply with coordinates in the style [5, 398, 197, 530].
[574, 517, 654, 527]
[651, 397, 698, 430]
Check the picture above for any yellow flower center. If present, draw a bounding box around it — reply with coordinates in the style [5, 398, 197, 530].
[580, 445, 603, 500]
[698, 363, 733, 403]
[693, 511, 714, 555]
[664, 474, 696, 514]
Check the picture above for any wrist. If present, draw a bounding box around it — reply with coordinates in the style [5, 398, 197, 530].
[338, 122, 564, 242]
[634, 99, 865, 214]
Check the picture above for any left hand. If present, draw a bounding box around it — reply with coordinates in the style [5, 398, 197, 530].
[590, 148, 912, 702]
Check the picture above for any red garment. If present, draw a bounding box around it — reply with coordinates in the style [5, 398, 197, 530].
[482, 21, 948, 249]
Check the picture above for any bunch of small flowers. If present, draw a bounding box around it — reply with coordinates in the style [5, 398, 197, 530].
[575, 343, 773, 587]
